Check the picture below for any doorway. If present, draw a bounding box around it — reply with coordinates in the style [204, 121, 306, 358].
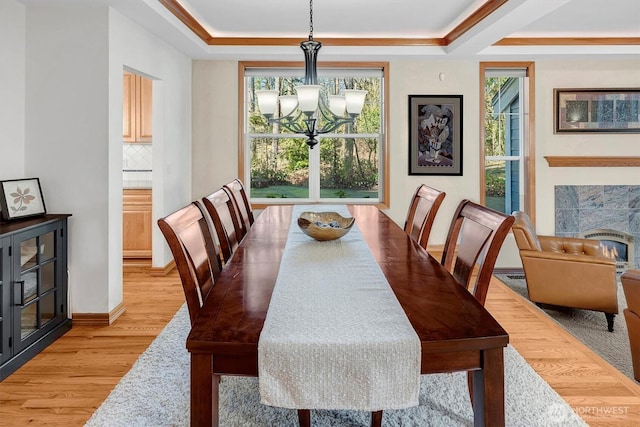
[122, 70, 153, 268]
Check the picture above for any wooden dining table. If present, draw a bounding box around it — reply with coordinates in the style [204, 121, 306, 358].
[186, 204, 509, 426]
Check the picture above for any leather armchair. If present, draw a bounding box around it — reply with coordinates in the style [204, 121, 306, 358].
[511, 211, 618, 331]
[621, 270, 640, 381]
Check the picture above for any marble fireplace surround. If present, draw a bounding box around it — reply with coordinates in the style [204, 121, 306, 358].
[555, 185, 640, 270]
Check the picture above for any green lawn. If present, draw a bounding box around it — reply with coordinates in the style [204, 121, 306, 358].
[250, 185, 377, 199]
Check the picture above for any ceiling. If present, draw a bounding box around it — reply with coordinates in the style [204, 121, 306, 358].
[21, 0, 640, 60]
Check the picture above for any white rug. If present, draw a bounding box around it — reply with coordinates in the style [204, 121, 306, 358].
[85, 304, 587, 427]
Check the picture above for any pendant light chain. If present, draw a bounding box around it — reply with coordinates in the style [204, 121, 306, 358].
[309, 0, 314, 40]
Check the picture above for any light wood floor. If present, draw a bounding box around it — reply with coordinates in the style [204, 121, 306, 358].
[0, 267, 639, 426]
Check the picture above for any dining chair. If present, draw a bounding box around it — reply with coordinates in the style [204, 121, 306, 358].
[223, 178, 254, 238]
[157, 202, 222, 325]
[403, 184, 446, 250]
[441, 199, 515, 305]
[440, 199, 515, 405]
[202, 188, 243, 264]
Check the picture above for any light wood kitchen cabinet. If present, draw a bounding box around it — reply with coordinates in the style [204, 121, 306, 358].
[123, 189, 152, 258]
[123, 72, 152, 143]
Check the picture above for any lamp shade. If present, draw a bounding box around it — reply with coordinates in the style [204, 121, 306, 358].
[344, 90, 367, 115]
[279, 95, 298, 117]
[328, 95, 347, 117]
[295, 85, 321, 113]
[255, 90, 279, 116]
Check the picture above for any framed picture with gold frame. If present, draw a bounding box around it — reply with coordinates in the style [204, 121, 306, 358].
[554, 88, 640, 133]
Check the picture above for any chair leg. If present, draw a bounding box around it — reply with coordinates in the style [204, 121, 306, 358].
[371, 410, 383, 427]
[467, 371, 473, 406]
[605, 312, 615, 332]
[297, 409, 310, 427]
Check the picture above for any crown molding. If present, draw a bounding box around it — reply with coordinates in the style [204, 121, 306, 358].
[158, 0, 639, 49]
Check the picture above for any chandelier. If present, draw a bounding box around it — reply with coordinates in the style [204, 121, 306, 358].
[255, 0, 367, 149]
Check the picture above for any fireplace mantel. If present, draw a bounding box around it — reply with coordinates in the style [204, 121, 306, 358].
[545, 156, 640, 167]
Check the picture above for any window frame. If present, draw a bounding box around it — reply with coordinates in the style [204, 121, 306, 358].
[479, 62, 536, 222]
[238, 61, 390, 209]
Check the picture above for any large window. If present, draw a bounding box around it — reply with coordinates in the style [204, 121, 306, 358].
[240, 63, 388, 205]
[480, 63, 535, 219]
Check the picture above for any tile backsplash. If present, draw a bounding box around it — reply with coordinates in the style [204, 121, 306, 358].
[123, 144, 152, 188]
[123, 144, 152, 170]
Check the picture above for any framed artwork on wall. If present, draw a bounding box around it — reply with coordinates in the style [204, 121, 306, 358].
[408, 94, 463, 175]
[0, 178, 47, 221]
[554, 88, 640, 133]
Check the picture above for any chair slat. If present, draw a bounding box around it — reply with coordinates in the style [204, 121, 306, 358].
[403, 184, 446, 250]
[202, 189, 242, 264]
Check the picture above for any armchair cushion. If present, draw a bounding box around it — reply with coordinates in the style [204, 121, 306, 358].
[538, 235, 604, 257]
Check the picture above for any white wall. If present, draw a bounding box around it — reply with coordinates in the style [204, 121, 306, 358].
[15, 2, 192, 316]
[108, 8, 192, 290]
[25, 2, 112, 314]
[191, 57, 640, 269]
[0, 1, 26, 181]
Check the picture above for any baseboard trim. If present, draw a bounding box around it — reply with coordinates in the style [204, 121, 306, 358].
[72, 302, 126, 326]
[493, 268, 525, 276]
[150, 260, 176, 277]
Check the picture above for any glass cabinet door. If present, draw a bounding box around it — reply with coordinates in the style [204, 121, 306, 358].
[0, 238, 10, 364]
[12, 223, 63, 352]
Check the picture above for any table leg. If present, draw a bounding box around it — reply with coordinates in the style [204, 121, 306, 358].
[191, 353, 219, 426]
[297, 409, 311, 426]
[472, 347, 505, 427]
[371, 410, 383, 427]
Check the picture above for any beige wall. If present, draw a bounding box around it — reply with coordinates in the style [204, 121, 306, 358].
[191, 57, 640, 268]
[192, 61, 239, 198]
[534, 59, 640, 235]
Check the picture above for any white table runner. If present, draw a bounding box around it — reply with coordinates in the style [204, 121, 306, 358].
[258, 205, 420, 411]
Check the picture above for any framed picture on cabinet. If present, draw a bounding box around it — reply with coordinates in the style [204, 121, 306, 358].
[408, 94, 463, 175]
[0, 178, 47, 221]
[554, 88, 640, 133]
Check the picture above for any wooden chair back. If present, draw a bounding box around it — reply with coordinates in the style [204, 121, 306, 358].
[403, 184, 446, 249]
[441, 199, 515, 306]
[202, 189, 242, 264]
[157, 202, 222, 325]
[223, 179, 254, 237]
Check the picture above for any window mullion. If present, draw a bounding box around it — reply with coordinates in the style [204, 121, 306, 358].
[309, 146, 320, 200]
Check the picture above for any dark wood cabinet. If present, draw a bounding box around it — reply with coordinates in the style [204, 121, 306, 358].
[0, 215, 72, 380]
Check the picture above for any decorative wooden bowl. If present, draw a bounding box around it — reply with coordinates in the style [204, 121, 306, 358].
[297, 211, 355, 241]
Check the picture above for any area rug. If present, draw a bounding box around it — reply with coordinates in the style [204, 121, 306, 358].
[495, 273, 634, 381]
[84, 304, 587, 427]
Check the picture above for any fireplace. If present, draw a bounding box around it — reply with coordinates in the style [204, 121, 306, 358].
[555, 185, 640, 272]
[578, 228, 635, 272]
